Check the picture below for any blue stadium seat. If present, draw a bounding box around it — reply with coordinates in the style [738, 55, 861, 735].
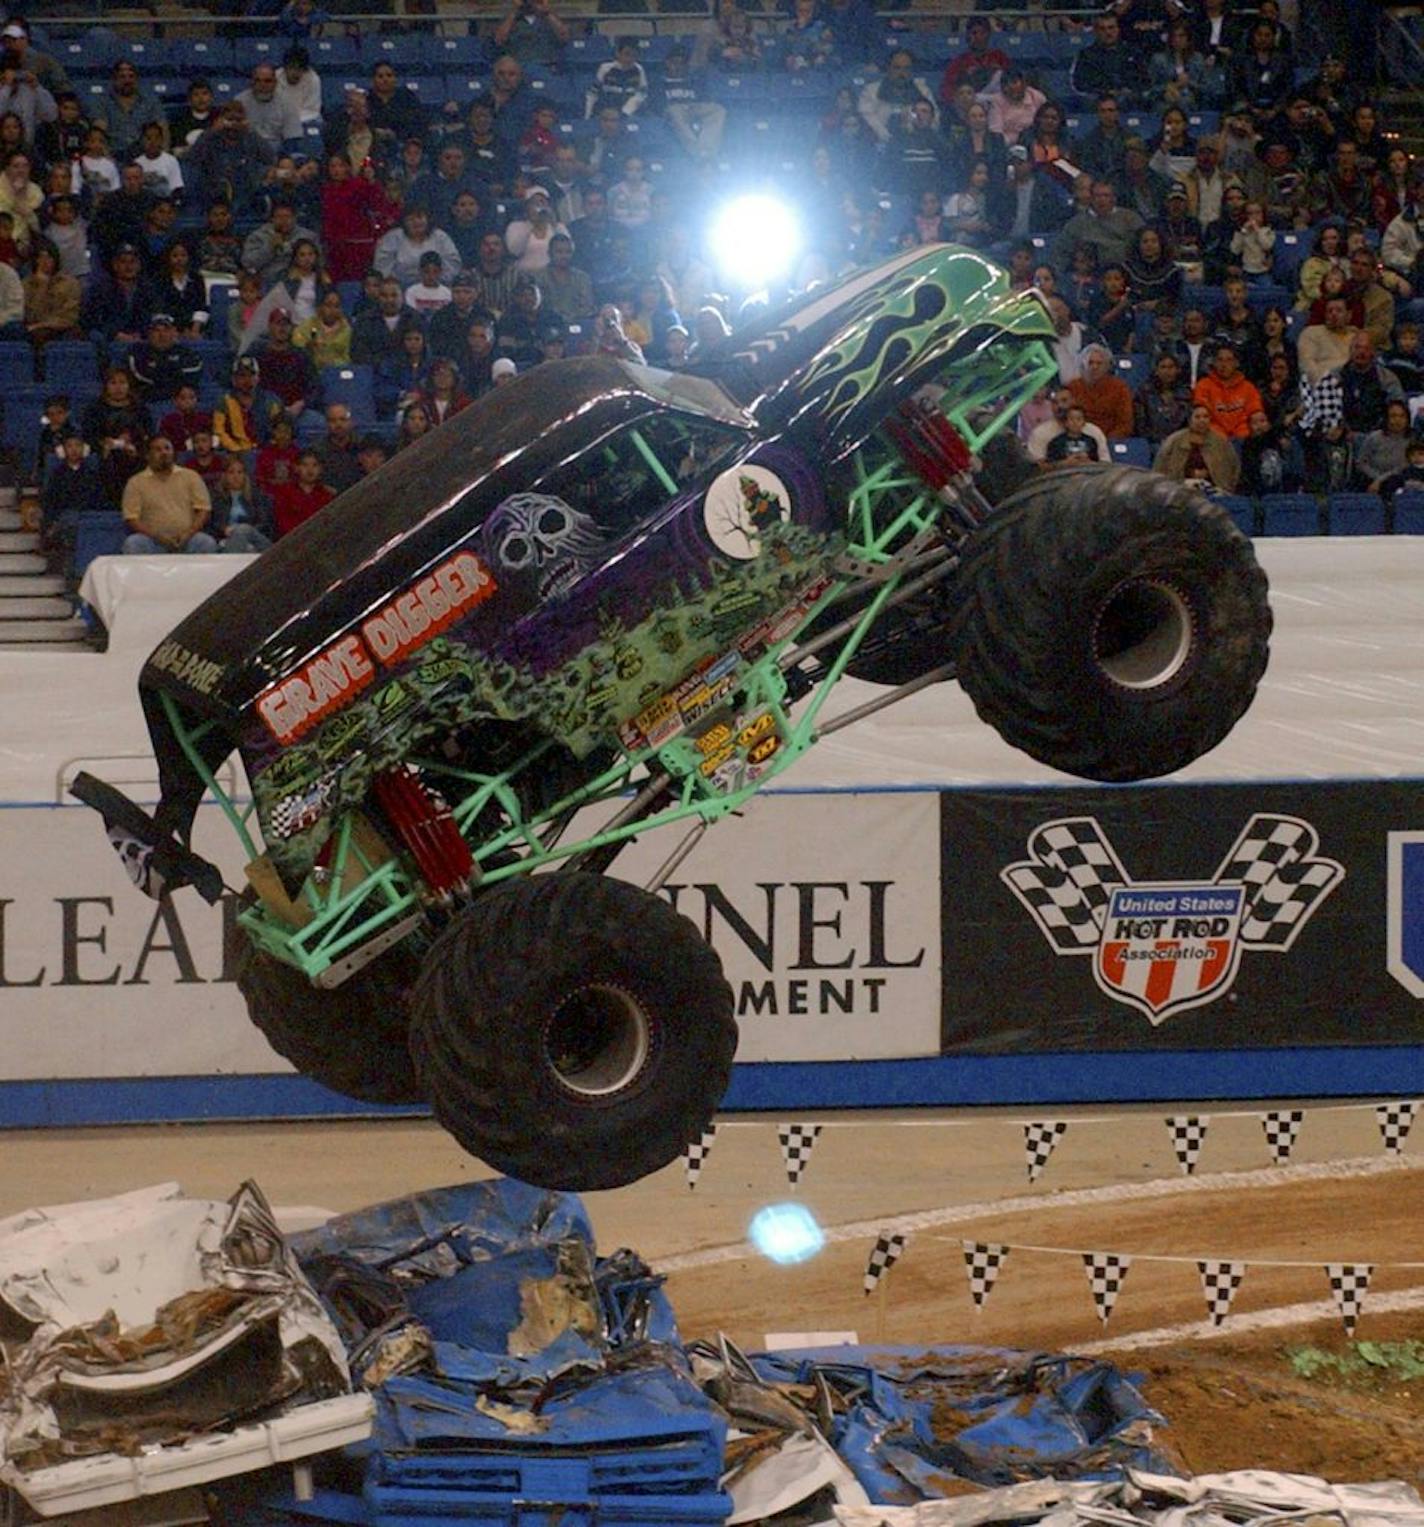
[174, 38, 234, 76]
[405, 75, 448, 106]
[1216, 493, 1258, 536]
[444, 74, 489, 106]
[54, 33, 116, 75]
[1275, 232, 1307, 283]
[1326, 491, 1387, 535]
[44, 342, 100, 392]
[1187, 110, 1220, 135]
[308, 35, 361, 69]
[1182, 283, 1225, 315]
[0, 344, 34, 389]
[566, 35, 614, 66]
[1260, 492, 1321, 535]
[75, 513, 127, 579]
[2, 386, 44, 452]
[1391, 492, 1424, 533]
[1122, 113, 1160, 140]
[1109, 436, 1151, 468]
[321, 365, 374, 421]
[1001, 31, 1057, 64]
[234, 37, 284, 72]
[364, 34, 435, 70]
[425, 35, 487, 69]
[191, 340, 233, 389]
[634, 35, 679, 62]
[1114, 355, 1146, 392]
[117, 37, 174, 73]
[1245, 284, 1292, 314]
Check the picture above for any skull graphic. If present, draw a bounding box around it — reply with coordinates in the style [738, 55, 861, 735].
[482, 492, 606, 602]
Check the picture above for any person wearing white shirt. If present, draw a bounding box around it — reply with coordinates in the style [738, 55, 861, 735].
[131, 121, 184, 197]
[1026, 386, 1110, 462]
[276, 45, 323, 125]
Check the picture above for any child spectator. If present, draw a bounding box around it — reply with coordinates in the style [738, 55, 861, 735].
[272, 448, 334, 536]
[253, 307, 319, 422]
[24, 239, 80, 346]
[1230, 199, 1277, 280]
[182, 427, 227, 494]
[356, 433, 389, 476]
[404, 251, 452, 317]
[36, 394, 73, 482]
[1044, 403, 1102, 465]
[255, 414, 301, 495]
[159, 383, 208, 453]
[418, 355, 471, 424]
[1386, 321, 1424, 395]
[41, 191, 88, 279]
[74, 124, 119, 198]
[1239, 408, 1305, 494]
[609, 156, 652, 228]
[0, 211, 20, 270]
[294, 288, 353, 366]
[228, 270, 265, 350]
[131, 120, 184, 199]
[1377, 436, 1424, 500]
[41, 431, 107, 577]
[519, 103, 561, 171]
[1086, 264, 1135, 353]
[198, 202, 242, 279]
[588, 38, 648, 119]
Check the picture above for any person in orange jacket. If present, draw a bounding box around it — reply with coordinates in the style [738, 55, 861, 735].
[1192, 343, 1263, 439]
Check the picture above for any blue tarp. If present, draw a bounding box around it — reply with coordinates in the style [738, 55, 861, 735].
[749, 1346, 1175, 1501]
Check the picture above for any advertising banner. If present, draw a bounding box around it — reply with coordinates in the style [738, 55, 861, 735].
[940, 780, 1424, 1054]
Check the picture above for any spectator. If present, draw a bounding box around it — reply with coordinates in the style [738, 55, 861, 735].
[1025, 385, 1110, 462]
[376, 322, 429, 416]
[235, 62, 303, 154]
[356, 433, 389, 475]
[1354, 396, 1413, 490]
[1068, 343, 1134, 437]
[253, 308, 319, 421]
[1150, 19, 1225, 111]
[1385, 319, 1424, 394]
[367, 61, 428, 152]
[323, 85, 377, 173]
[1243, 304, 1294, 383]
[418, 355, 472, 425]
[23, 238, 78, 347]
[130, 120, 184, 200]
[1337, 331, 1403, 434]
[588, 36, 648, 119]
[1194, 343, 1263, 437]
[459, 101, 516, 196]
[1230, 198, 1276, 279]
[273, 448, 335, 536]
[210, 454, 275, 553]
[469, 229, 519, 318]
[41, 190, 88, 280]
[158, 383, 209, 453]
[295, 288, 353, 366]
[1134, 351, 1193, 443]
[1261, 350, 1303, 428]
[859, 50, 935, 145]
[984, 69, 1043, 148]
[74, 122, 120, 203]
[1239, 407, 1304, 493]
[1298, 295, 1358, 382]
[277, 46, 322, 127]
[243, 238, 331, 347]
[1382, 202, 1421, 284]
[426, 269, 484, 359]
[495, 276, 545, 368]
[215, 354, 285, 453]
[1372, 146, 1414, 233]
[243, 200, 319, 291]
[0, 150, 39, 255]
[495, 0, 570, 68]
[1344, 247, 1396, 351]
[153, 242, 208, 336]
[405, 250, 452, 317]
[1179, 140, 1232, 229]
[279, 0, 330, 40]
[412, 143, 477, 230]
[320, 154, 396, 283]
[1043, 402, 1102, 466]
[1377, 436, 1424, 500]
[656, 43, 725, 162]
[1313, 141, 1371, 224]
[886, 99, 958, 201]
[256, 413, 300, 495]
[398, 399, 434, 446]
[1233, 20, 1292, 125]
[0, 46, 55, 148]
[80, 243, 152, 342]
[1071, 14, 1141, 105]
[96, 61, 164, 159]
[1055, 179, 1144, 271]
[1086, 264, 1135, 353]
[352, 275, 418, 364]
[1254, 136, 1312, 229]
[129, 313, 204, 401]
[534, 232, 594, 323]
[937, 16, 1007, 103]
[609, 155, 653, 229]
[1124, 226, 1183, 312]
[35, 394, 76, 482]
[1298, 367, 1352, 490]
[40, 432, 106, 576]
[196, 201, 240, 281]
[1155, 401, 1241, 490]
[1349, 102, 1390, 175]
[1045, 294, 1097, 384]
[0, 19, 68, 100]
[461, 313, 497, 394]
[170, 79, 218, 155]
[121, 436, 213, 554]
[375, 204, 459, 286]
[312, 402, 363, 491]
[188, 102, 276, 214]
[1119, 136, 1173, 224]
[182, 427, 227, 495]
[1076, 95, 1130, 185]
[1213, 274, 1261, 355]
[506, 188, 568, 273]
[1295, 222, 1346, 309]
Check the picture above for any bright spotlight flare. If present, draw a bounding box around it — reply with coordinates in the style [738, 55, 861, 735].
[749, 1202, 825, 1265]
[709, 195, 802, 289]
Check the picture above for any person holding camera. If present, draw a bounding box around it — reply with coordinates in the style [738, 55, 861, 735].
[493, 0, 570, 69]
[0, 36, 55, 144]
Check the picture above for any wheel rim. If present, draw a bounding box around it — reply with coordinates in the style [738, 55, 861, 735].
[545, 984, 651, 1098]
[1092, 578, 1196, 691]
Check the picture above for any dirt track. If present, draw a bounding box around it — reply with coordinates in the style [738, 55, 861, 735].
[2, 1103, 1422, 1484]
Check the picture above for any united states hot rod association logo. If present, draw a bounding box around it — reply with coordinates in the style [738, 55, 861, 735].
[1002, 815, 1344, 1024]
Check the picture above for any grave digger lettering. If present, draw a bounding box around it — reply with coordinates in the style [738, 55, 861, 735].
[255, 553, 496, 744]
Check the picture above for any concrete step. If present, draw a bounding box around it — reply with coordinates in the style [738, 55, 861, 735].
[0, 595, 72, 618]
[0, 573, 64, 595]
[0, 508, 21, 530]
[0, 529, 40, 553]
[0, 552, 45, 574]
[0, 616, 91, 643]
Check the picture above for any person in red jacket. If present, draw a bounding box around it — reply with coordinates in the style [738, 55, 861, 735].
[272, 448, 335, 536]
[938, 16, 1009, 106]
[320, 152, 399, 283]
[1193, 344, 1264, 440]
[1067, 344, 1135, 439]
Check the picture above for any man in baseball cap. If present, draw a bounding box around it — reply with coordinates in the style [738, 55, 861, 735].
[128, 311, 204, 400]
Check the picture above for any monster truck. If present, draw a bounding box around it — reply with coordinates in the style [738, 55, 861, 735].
[72, 245, 1271, 1191]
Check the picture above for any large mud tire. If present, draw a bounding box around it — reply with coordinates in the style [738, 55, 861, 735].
[227, 912, 424, 1105]
[950, 464, 1271, 782]
[408, 874, 737, 1190]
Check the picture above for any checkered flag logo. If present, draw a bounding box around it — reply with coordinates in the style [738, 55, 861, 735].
[1024, 1120, 1068, 1182]
[962, 1241, 1009, 1311]
[1376, 1101, 1418, 1157]
[683, 1126, 717, 1190]
[778, 1122, 822, 1186]
[1197, 1260, 1246, 1326]
[1215, 815, 1344, 950]
[1082, 1252, 1132, 1326]
[1166, 1115, 1210, 1176]
[1326, 1263, 1373, 1337]
[863, 1232, 908, 1294]
[1261, 1109, 1304, 1165]
[1001, 818, 1129, 953]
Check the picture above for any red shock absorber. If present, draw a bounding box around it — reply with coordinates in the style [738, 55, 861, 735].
[372, 767, 473, 898]
[884, 399, 973, 491]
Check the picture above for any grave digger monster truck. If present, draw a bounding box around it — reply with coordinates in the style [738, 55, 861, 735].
[73, 245, 1271, 1191]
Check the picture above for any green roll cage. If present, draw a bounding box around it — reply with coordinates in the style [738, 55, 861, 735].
[160, 337, 1058, 986]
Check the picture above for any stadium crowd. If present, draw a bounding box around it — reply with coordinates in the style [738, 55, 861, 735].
[3, 0, 1418, 574]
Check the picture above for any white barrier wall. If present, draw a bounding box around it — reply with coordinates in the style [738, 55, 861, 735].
[0, 541, 1420, 1114]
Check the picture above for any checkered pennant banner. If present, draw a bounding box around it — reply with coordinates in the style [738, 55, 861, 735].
[1001, 819, 1129, 952]
[1215, 815, 1344, 950]
[1024, 1121, 1068, 1182]
[1165, 1115, 1210, 1176]
[778, 1123, 822, 1186]
[683, 1126, 717, 1190]
[1082, 1252, 1132, 1326]
[962, 1241, 1009, 1311]
[1375, 1101, 1418, 1157]
[863, 1232, 908, 1294]
[1261, 1109, 1304, 1165]
[1197, 1260, 1246, 1327]
[1325, 1263, 1373, 1338]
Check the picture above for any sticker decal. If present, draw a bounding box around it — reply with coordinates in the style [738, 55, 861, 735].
[703, 466, 792, 560]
